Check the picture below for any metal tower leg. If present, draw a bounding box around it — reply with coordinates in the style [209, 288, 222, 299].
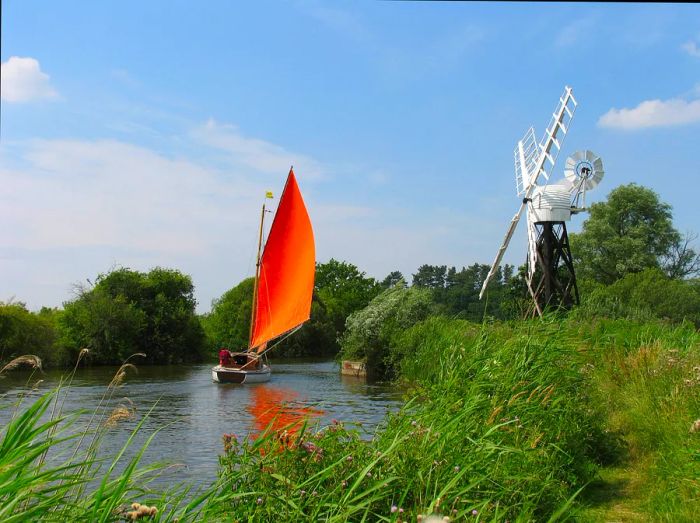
[531, 221, 579, 313]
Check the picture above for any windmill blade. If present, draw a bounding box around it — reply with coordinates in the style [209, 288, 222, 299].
[530, 86, 577, 189]
[479, 199, 527, 299]
[526, 205, 538, 280]
[515, 127, 539, 197]
[480, 86, 578, 300]
[564, 149, 605, 210]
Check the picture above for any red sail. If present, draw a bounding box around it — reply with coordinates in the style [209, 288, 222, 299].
[250, 169, 315, 350]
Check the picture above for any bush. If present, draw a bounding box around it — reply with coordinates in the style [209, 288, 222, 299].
[339, 284, 433, 379]
[0, 302, 68, 367]
[577, 269, 700, 325]
[60, 267, 206, 365]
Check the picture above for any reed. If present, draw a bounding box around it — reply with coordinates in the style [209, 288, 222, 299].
[1, 316, 697, 521]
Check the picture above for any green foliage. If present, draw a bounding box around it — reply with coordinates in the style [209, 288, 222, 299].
[339, 284, 433, 379]
[201, 277, 255, 351]
[0, 302, 67, 367]
[219, 317, 615, 522]
[2, 316, 698, 521]
[577, 269, 700, 326]
[60, 267, 205, 365]
[412, 264, 448, 289]
[412, 263, 516, 320]
[380, 270, 405, 289]
[273, 299, 339, 357]
[577, 318, 700, 521]
[203, 259, 381, 358]
[570, 184, 682, 284]
[315, 259, 381, 336]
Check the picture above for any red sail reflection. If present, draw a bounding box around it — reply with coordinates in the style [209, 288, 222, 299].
[247, 385, 323, 438]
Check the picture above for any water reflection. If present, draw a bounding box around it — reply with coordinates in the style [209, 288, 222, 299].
[248, 385, 323, 435]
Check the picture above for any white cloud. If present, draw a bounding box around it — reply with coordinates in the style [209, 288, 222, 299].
[192, 119, 325, 180]
[0, 124, 491, 313]
[598, 97, 700, 130]
[0, 135, 277, 310]
[682, 39, 700, 58]
[1, 56, 58, 102]
[1, 139, 261, 253]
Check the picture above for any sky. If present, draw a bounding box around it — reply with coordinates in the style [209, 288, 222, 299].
[2, 1, 699, 313]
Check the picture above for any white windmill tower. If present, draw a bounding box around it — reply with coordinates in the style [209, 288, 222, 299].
[479, 86, 604, 316]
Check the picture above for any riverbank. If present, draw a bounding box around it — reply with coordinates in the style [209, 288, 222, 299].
[2, 317, 698, 521]
[0, 360, 401, 490]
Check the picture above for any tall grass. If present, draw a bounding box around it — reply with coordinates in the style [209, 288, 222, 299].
[579, 319, 700, 521]
[2, 316, 697, 521]
[215, 317, 606, 521]
[0, 355, 233, 522]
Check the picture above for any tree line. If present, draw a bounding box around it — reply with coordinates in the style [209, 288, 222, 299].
[2, 183, 699, 368]
[337, 183, 700, 379]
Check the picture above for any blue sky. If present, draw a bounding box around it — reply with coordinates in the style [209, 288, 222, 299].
[2, 1, 699, 312]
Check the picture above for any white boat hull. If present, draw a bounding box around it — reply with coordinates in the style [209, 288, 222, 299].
[212, 364, 271, 384]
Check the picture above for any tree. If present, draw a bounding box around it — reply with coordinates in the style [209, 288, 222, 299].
[0, 302, 64, 367]
[580, 268, 700, 326]
[570, 184, 681, 284]
[381, 271, 405, 289]
[663, 232, 700, 280]
[201, 278, 255, 352]
[415, 263, 515, 321]
[339, 284, 433, 380]
[60, 267, 206, 365]
[60, 289, 146, 365]
[203, 260, 380, 358]
[314, 259, 381, 336]
[412, 265, 447, 289]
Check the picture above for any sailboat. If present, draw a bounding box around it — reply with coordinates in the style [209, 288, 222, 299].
[212, 168, 315, 384]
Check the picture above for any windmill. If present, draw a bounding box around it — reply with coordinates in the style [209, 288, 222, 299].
[479, 86, 604, 316]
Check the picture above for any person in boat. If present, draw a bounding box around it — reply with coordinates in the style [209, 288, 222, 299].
[218, 348, 232, 367]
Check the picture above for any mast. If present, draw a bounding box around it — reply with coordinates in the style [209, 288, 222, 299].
[248, 200, 268, 351]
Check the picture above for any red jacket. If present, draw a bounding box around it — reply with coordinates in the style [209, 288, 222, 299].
[219, 349, 231, 366]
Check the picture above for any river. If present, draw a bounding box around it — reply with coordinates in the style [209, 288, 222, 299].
[0, 359, 403, 488]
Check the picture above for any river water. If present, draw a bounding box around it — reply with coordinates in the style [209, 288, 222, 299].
[0, 359, 403, 487]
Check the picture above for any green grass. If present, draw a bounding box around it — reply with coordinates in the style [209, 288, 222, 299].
[1, 316, 698, 521]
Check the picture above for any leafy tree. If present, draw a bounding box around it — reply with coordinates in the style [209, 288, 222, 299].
[273, 299, 338, 357]
[579, 268, 700, 326]
[413, 263, 515, 320]
[314, 259, 381, 336]
[570, 184, 682, 284]
[60, 289, 146, 365]
[203, 260, 380, 358]
[339, 284, 433, 380]
[412, 265, 447, 289]
[60, 267, 206, 365]
[201, 278, 255, 352]
[0, 302, 64, 367]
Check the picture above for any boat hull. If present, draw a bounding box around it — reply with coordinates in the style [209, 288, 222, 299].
[212, 364, 271, 384]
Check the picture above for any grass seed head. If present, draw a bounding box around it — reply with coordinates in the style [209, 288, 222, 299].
[105, 401, 135, 428]
[0, 355, 43, 375]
